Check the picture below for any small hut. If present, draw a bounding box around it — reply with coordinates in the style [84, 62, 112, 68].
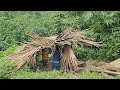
[9, 27, 102, 73]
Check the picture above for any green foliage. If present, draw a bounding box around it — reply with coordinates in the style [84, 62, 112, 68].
[0, 44, 18, 57]
[82, 11, 120, 61]
[116, 75, 120, 79]
[0, 45, 18, 79]
[79, 70, 104, 79]
[72, 11, 120, 61]
[74, 45, 100, 61]
[0, 57, 16, 79]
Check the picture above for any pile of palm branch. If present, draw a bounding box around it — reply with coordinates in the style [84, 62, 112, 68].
[60, 45, 78, 73]
[83, 60, 120, 79]
[55, 27, 102, 73]
[55, 27, 102, 48]
[110, 58, 120, 69]
[9, 33, 57, 70]
[26, 32, 57, 47]
[9, 43, 41, 70]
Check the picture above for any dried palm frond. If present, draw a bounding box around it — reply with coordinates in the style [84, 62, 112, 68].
[110, 58, 120, 70]
[60, 45, 79, 73]
[9, 43, 41, 70]
[27, 32, 56, 47]
[9, 34, 56, 70]
[56, 27, 102, 48]
[57, 28, 102, 73]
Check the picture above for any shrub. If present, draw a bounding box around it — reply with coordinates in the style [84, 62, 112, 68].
[0, 57, 16, 79]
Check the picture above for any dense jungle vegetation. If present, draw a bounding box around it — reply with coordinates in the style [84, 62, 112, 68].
[0, 11, 120, 79]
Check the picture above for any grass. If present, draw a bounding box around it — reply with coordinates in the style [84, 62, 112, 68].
[115, 75, 120, 79]
[10, 69, 104, 79]
[0, 44, 18, 58]
[11, 68, 115, 79]
[79, 70, 104, 79]
[10, 70, 78, 79]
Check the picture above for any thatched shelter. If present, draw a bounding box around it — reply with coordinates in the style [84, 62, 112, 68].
[55, 28, 102, 73]
[9, 27, 102, 72]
